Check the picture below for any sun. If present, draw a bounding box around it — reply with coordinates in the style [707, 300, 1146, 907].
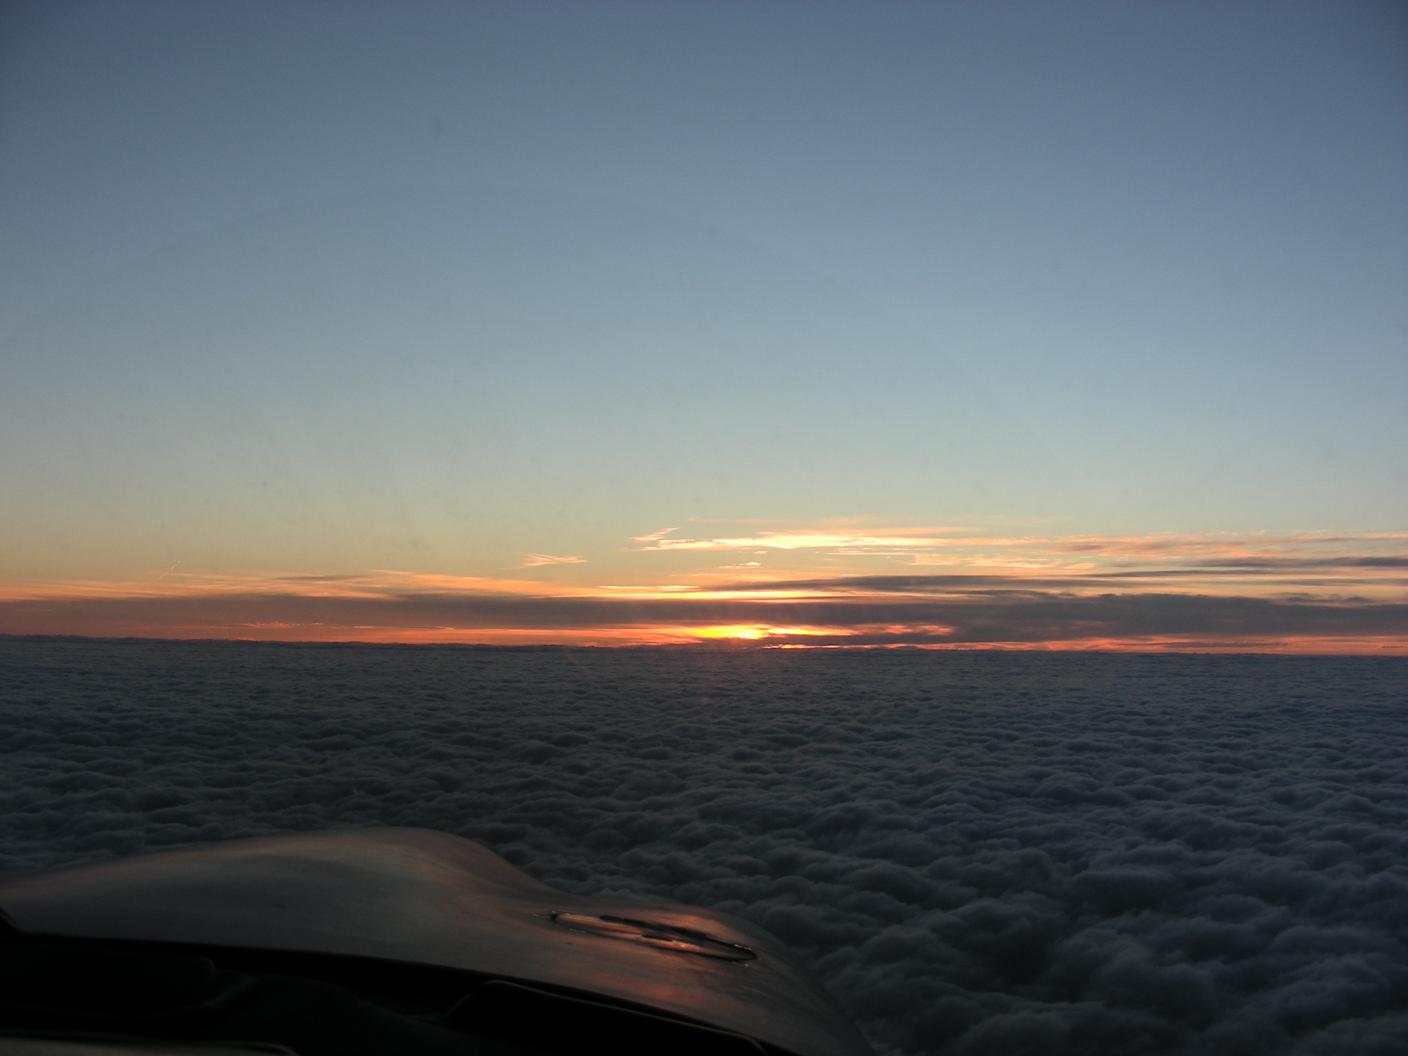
[696, 625, 769, 641]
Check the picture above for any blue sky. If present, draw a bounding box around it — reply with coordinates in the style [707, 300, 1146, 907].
[2, 1, 1405, 647]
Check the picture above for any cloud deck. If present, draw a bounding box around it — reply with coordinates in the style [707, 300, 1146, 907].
[2, 638, 1406, 1055]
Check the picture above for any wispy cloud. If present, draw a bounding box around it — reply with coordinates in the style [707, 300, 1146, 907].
[634, 524, 1406, 563]
[0, 569, 594, 603]
[630, 526, 681, 544]
[633, 525, 970, 553]
[516, 553, 587, 569]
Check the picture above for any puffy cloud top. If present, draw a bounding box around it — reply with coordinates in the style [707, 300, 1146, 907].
[3, 638, 1407, 1055]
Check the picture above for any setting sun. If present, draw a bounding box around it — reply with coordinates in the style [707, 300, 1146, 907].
[696, 625, 769, 641]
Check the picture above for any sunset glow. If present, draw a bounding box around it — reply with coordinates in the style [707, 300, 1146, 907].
[1, 524, 1402, 653]
[696, 626, 769, 640]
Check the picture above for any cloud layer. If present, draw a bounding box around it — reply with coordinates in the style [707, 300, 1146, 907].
[3, 637, 1407, 1055]
[2, 527, 1403, 651]
[1, 586, 1404, 653]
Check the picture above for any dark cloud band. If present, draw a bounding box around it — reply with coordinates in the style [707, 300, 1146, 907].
[2, 588, 1405, 646]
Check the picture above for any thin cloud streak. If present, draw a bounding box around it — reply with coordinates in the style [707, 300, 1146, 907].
[0, 570, 597, 602]
[634, 526, 1407, 595]
[634, 526, 972, 552]
[705, 568, 1408, 596]
[516, 554, 587, 568]
[630, 526, 682, 544]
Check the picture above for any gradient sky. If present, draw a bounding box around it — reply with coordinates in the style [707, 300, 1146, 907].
[3, 1, 1405, 650]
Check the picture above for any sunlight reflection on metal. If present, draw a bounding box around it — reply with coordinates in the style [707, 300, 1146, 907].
[549, 911, 757, 962]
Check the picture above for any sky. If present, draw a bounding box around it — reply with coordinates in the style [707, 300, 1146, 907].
[2, 0, 1405, 651]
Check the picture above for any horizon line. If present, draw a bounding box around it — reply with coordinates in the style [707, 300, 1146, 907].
[4, 631, 1404, 658]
